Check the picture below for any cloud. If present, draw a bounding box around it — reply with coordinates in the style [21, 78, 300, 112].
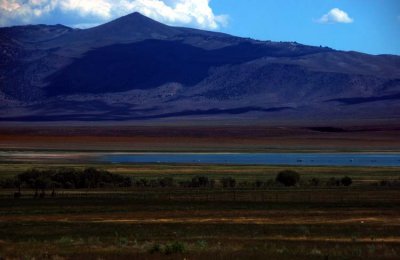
[114, 0, 228, 29]
[317, 8, 354, 24]
[0, 0, 227, 29]
[0, 0, 58, 25]
[72, 22, 101, 29]
[60, 0, 113, 19]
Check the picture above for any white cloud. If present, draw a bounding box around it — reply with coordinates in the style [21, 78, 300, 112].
[0, 0, 227, 29]
[72, 22, 101, 29]
[317, 8, 354, 24]
[60, 0, 113, 19]
[0, 0, 58, 25]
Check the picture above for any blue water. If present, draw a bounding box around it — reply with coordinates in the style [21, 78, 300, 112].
[101, 153, 400, 166]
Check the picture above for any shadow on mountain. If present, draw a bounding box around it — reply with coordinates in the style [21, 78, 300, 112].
[46, 40, 329, 96]
[0, 106, 292, 121]
[327, 93, 400, 105]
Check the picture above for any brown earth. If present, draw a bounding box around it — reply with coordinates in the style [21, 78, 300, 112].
[1, 125, 400, 152]
[2, 209, 399, 225]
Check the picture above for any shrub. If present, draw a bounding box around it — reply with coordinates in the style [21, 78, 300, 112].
[16, 167, 133, 190]
[309, 178, 320, 186]
[136, 178, 150, 187]
[158, 177, 174, 187]
[378, 179, 400, 187]
[254, 180, 264, 188]
[327, 177, 341, 187]
[221, 177, 236, 188]
[195, 240, 208, 250]
[238, 181, 250, 188]
[164, 241, 186, 255]
[191, 176, 210, 188]
[148, 243, 162, 254]
[341, 176, 353, 186]
[0, 178, 18, 189]
[276, 170, 300, 187]
[265, 179, 275, 187]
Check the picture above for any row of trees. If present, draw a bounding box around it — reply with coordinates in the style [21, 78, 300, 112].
[275, 170, 352, 187]
[0, 168, 354, 192]
[9, 168, 132, 192]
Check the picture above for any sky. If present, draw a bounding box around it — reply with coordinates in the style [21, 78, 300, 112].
[0, 0, 399, 55]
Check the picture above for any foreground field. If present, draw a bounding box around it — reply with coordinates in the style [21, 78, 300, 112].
[0, 163, 400, 259]
[1, 192, 400, 259]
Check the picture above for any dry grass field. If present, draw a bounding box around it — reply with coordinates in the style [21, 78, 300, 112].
[1, 190, 400, 259]
[0, 162, 400, 259]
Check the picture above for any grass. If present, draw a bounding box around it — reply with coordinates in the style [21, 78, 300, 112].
[0, 190, 400, 259]
[0, 163, 400, 259]
[1, 162, 400, 183]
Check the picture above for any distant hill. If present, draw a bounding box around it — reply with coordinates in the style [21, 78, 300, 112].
[1, 12, 399, 124]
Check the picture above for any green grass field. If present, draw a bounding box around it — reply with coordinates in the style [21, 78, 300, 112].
[1, 162, 399, 182]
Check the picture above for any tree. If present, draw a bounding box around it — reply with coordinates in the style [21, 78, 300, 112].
[17, 167, 132, 190]
[276, 170, 300, 187]
[12, 178, 22, 198]
[341, 176, 353, 187]
[32, 175, 51, 198]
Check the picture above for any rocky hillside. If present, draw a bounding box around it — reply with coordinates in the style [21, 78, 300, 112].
[1, 12, 399, 123]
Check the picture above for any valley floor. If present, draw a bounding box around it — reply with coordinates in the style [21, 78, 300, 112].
[1, 188, 400, 259]
[1, 125, 400, 152]
[0, 125, 399, 259]
[0, 163, 400, 259]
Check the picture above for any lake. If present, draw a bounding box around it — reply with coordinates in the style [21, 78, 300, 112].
[1, 151, 400, 166]
[101, 153, 400, 167]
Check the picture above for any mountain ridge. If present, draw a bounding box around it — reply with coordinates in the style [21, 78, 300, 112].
[0, 12, 399, 124]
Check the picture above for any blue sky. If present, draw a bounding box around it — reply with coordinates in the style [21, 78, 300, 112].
[211, 0, 400, 55]
[1, 0, 399, 55]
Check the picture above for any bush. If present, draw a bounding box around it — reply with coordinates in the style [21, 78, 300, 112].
[136, 178, 150, 187]
[276, 170, 300, 187]
[164, 241, 186, 255]
[191, 176, 210, 188]
[265, 179, 275, 187]
[309, 178, 320, 186]
[379, 179, 400, 187]
[254, 180, 265, 188]
[16, 167, 133, 190]
[158, 177, 174, 188]
[327, 177, 341, 187]
[341, 176, 353, 186]
[149, 243, 162, 254]
[221, 177, 236, 188]
[0, 178, 18, 189]
[148, 241, 186, 255]
[238, 181, 250, 188]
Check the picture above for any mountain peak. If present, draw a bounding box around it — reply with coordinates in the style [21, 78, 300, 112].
[105, 11, 165, 28]
[87, 11, 180, 39]
[129, 11, 146, 17]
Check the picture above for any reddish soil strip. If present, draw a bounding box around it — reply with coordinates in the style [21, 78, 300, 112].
[1, 126, 400, 151]
[2, 210, 399, 225]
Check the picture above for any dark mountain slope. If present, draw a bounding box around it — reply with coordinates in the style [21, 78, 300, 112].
[46, 40, 333, 96]
[0, 12, 400, 124]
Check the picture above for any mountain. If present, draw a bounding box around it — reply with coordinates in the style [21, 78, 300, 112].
[1, 12, 400, 124]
